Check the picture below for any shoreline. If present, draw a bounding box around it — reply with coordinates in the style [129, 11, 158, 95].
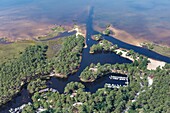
[115, 48, 166, 70]
[69, 25, 87, 48]
[0, 24, 87, 44]
[107, 26, 146, 47]
[0, 24, 78, 43]
[2, 23, 170, 58]
[107, 26, 170, 58]
[5, 23, 169, 47]
[140, 42, 170, 57]
[80, 78, 95, 83]
[68, 25, 86, 37]
[95, 25, 170, 49]
[147, 58, 166, 70]
[114, 48, 134, 62]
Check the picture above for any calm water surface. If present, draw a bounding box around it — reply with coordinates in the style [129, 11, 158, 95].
[1, 0, 170, 44]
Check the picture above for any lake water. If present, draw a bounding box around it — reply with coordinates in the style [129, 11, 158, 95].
[1, 0, 170, 45]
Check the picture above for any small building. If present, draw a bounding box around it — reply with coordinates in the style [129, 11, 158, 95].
[148, 75, 154, 86]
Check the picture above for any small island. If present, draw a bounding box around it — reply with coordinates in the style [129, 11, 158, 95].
[92, 34, 103, 41]
[102, 28, 111, 36]
[90, 39, 118, 53]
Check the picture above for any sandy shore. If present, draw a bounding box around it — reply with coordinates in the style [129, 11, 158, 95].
[0, 23, 77, 42]
[69, 25, 86, 37]
[115, 48, 166, 70]
[115, 49, 134, 61]
[49, 72, 67, 78]
[147, 58, 166, 70]
[69, 25, 87, 48]
[108, 26, 168, 70]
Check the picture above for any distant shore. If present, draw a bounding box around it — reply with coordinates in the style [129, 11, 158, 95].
[0, 24, 85, 42]
[1, 22, 170, 59]
[107, 26, 146, 47]
[94, 25, 170, 58]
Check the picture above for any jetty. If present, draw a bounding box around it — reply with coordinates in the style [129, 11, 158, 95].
[109, 75, 128, 81]
[9, 102, 32, 113]
[39, 88, 58, 93]
[105, 83, 127, 88]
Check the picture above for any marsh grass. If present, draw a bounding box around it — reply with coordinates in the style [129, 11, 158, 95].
[0, 38, 64, 64]
[0, 41, 35, 64]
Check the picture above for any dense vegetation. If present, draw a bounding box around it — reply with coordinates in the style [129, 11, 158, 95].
[80, 63, 111, 82]
[0, 41, 35, 64]
[90, 40, 118, 53]
[0, 37, 64, 64]
[82, 42, 149, 82]
[53, 35, 84, 77]
[0, 45, 51, 106]
[24, 81, 142, 113]
[132, 69, 170, 112]
[0, 26, 169, 113]
[89, 39, 149, 71]
[27, 79, 47, 94]
[90, 39, 149, 70]
[79, 60, 148, 82]
[22, 63, 170, 113]
[82, 45, 150, 82]
[126, 49, 149, 70]
[64, 82, 85, 94]
[0, 34, 85, 107]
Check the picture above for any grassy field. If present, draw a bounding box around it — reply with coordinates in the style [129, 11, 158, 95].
[152, 44, 170, 57]
[0, 41, 35, 63]
[141, 42, 170, 57]
[46, 38, 64, 58]
[0, 38, 64, 64]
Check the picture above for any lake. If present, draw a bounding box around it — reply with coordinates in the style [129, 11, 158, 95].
[1, 0, 170, 45]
